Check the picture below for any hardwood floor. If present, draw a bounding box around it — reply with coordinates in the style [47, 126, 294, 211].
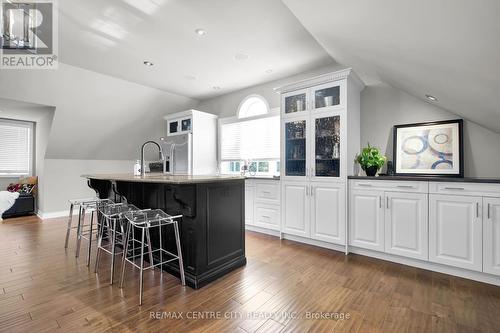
[1, 215, 500, 333]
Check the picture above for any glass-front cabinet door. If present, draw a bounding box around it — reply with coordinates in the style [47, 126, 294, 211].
[312, 82, 342, 111]
[284, 118, 308, 178]
[283, 89, 308, 116]
[313, 115, 341, 178]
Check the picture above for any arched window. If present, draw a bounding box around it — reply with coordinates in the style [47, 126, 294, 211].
[238, 95, 269, 118]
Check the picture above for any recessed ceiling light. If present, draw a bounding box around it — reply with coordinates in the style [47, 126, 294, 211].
[143, 61, 154, 66]
[265, 69, 273, 74]
[212, 86, 221, 90]
[184, 75, 197, 80]
[234, 53, 249, 61]
[195, 29, 207, 36]
[425, 94, 437, 101]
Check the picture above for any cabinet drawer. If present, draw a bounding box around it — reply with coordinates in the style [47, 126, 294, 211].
[429, 182, 500, 197]
[254, 204, 280, 230]
[255, 181, 280, 202]
[350, 180, 428, 193]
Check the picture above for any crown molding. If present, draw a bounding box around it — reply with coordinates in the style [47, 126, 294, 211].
[274, 68, 365, 94]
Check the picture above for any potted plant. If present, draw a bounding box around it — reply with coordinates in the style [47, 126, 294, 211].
[355, 144, 387, 177]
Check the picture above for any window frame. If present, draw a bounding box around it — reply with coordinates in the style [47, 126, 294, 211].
[218, 106, 280, 176]
[237, 94, 270, 119]
[0, 118, 35, 178]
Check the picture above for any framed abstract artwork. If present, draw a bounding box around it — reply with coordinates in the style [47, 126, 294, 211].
[393, 119, 463, 177]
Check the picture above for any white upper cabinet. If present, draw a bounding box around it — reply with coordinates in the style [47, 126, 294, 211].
[311, 183, 345, 244]
[385, 192, 428, 260]
[311, 81, 345, 112]
[283, 115, 309, 181]
[349, 189, 385, 251]
[483, 197, 500, 276]
[282, 89, 309, 117]
[429, 194, 483, 272]
[277, 69, 364, 183]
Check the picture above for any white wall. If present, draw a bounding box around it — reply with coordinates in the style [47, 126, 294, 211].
[197, 69, 500, 178]
[0, 63, 198, 160]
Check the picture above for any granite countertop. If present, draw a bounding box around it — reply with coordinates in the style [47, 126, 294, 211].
[245, 176, 280, 180]
[83, 173, 245, 184]
[348, 175, 500, 184]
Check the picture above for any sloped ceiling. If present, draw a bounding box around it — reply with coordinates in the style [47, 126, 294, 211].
[58, 0, 333, 99]
[283, 0, 500, 133]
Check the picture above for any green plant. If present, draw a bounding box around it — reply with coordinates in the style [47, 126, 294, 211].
[355, 143, 387, 171]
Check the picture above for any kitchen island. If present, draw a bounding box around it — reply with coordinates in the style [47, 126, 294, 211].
[84, 173, 246, 289]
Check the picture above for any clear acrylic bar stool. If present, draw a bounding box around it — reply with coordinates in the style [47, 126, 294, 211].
[77, 198, 114, 266]
[65, 197, 112, 261]
[120, 209, 185, 306]
[95, 203, 141, 284]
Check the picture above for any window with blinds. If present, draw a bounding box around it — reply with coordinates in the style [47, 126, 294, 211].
[220, 116, 279, 161]
[0, 119, 34, 176]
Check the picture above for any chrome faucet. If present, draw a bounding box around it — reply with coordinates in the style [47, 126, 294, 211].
[140, 141, 163, 176]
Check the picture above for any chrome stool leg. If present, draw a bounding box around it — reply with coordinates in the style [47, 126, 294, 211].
[139, 227, 145, 306]
[94, 216, 106, 273]
[86, 210, 95, 267]
[173, 221, 185, 286]
[75, 206, 83, 257]
[119, 222, 132, 289]
[64, 203, 74, 249]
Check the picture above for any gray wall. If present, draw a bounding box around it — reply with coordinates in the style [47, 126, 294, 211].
[198, 70, 500, 178]
[360, 82, 500, 177]
[0, 64, 198, 215]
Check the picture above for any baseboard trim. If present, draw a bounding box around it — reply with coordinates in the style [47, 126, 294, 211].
[281, 233, 346, 253]
[245, 225, 280, 237]
[348, 246, 500, 287]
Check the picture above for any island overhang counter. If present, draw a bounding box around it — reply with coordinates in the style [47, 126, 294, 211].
[83, 173, 246, 289]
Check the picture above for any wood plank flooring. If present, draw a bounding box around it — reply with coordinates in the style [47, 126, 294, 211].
[1, 215, 500, 332]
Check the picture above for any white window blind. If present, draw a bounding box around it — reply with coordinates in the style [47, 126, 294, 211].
[0, 119, 33, 176]
[220, 116, 279, 161]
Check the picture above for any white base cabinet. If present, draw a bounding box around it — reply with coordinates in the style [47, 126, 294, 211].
[349, 189, 385, 251]
[311, 183, 346, 244]
[282, 181, 346, 245]
[349, 183, 428, 260]
[429, 194, 482, 271]
[385, 192, 428, 260]
[245, 179, 280, 232]
[484, 197, 500, 275]
[282, 182, 310, 237]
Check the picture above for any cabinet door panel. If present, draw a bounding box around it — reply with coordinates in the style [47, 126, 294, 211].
[385, 192, 428, 260]
[282, 182, 309, 237]
[283, 118, 309, 180]
[483, 197, 500, 276]
[429, 194, 482, 271]
[349, 189, 384, 251]
[311, 183, 345, 245]
[245, 185, 255, 226]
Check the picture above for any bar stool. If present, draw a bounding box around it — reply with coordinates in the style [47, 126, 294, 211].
[120, 209, 185, 305]
[94, 203, 141, 284]
[77, 198, 114, 266]
[64, 197, 99, 250]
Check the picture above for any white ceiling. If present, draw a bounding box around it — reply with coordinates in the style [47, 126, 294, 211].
[58, 0, 333, 99]
[283, 0, 500, 133]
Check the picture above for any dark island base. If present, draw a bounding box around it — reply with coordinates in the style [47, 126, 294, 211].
[88, 178, 246, 289]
